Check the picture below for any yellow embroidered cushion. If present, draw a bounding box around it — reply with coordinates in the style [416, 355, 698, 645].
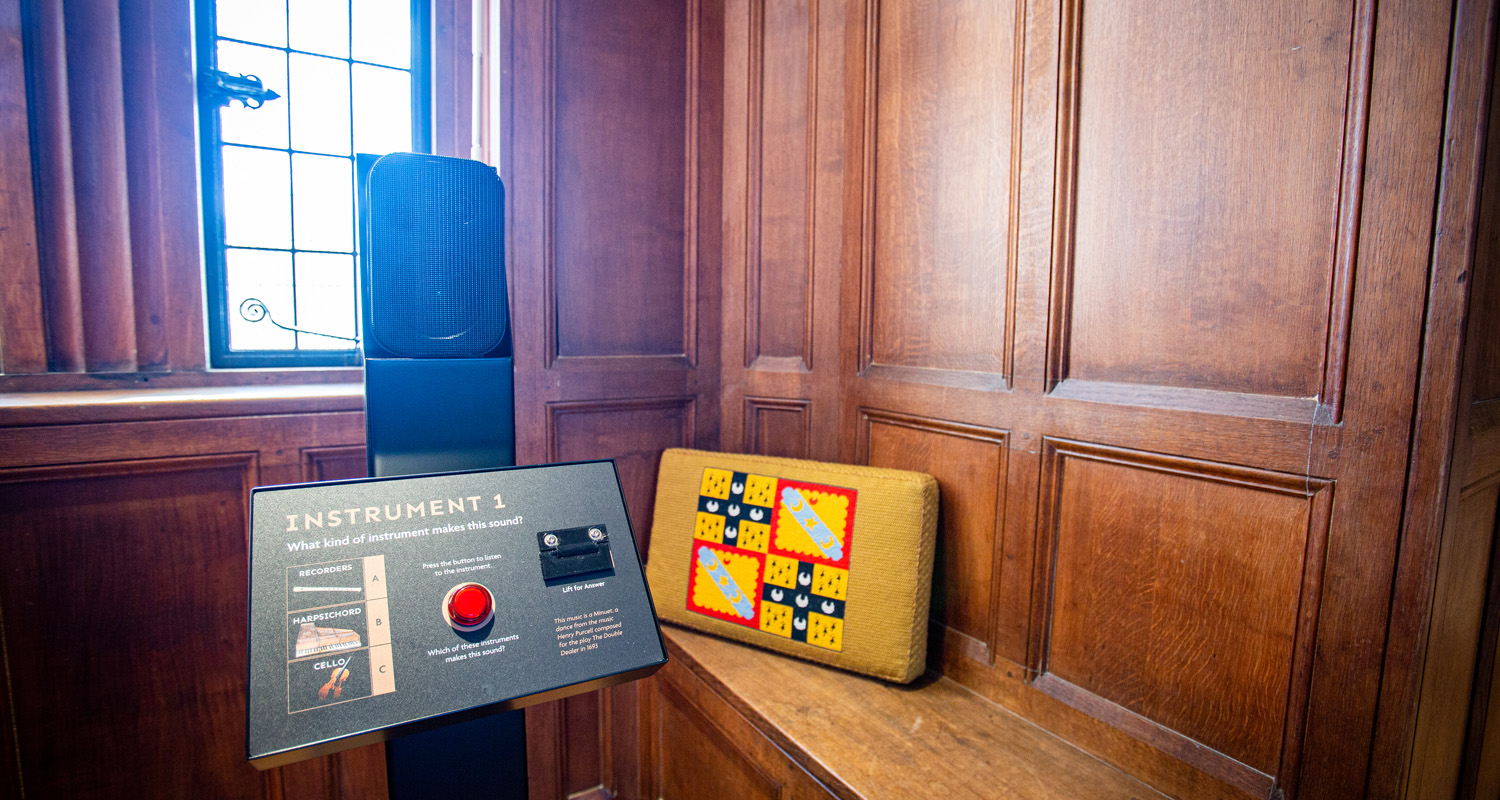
[645, 448, 938, 683]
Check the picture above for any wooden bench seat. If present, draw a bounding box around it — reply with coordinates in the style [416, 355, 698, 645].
[656, 625, 1167, 800]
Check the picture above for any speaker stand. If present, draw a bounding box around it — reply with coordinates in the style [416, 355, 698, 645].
[366, 356, 528, 799]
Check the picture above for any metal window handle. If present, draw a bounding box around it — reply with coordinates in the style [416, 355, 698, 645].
[201, 69, 281, 109]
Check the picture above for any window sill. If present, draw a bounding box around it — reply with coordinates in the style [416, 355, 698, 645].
[0, 381, 364, 427]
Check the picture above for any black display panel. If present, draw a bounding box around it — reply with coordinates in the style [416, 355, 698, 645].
[247, 460, 666, 768]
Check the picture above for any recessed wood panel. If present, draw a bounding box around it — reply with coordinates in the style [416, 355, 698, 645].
[1470, 65, 1500, 405]
[746, 0, 814, 367]
[866, 0, 1015, 375]
[564, 691, 604, 794]
[864, 410, 1006, 649]
[1036, 441, 1331, 781]
[553, 0, 688, 359]
[302, 445, 368, 482]
[744, 396, 810, 458]
[1406, 476, 1500, 798]
[549, 397, 694, 557]
[1061, 0, 1358, 398]
[0, 456, 262, 798]
[658, 682, 781, 800]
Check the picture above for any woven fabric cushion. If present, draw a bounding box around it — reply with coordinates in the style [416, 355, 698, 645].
[645, 448, 938, 683]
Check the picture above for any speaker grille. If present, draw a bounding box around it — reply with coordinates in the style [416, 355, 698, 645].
[365, 153, 507, 358]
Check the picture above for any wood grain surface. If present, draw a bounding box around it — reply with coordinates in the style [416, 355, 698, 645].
[654, 625, 1168, 800]
[0, 397, 380, 798]
[0, 0, 1492, 797]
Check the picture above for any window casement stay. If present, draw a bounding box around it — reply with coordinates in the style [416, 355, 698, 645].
[200, 69, 281, 109]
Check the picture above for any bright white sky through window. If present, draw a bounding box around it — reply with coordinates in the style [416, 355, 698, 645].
[212, 0, 414, 353]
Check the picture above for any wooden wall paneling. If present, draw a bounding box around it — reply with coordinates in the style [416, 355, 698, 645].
[119, 0, 206, 372]
[743, 395, 810, 458]
[118, 0, 169, 369]
[605, 679, 645, 800]
[524, 699, 568, 800]
[0, 406, 371, 798]
[549, 0, 689, 363]
[825, 0, 1452, 796]
[302, 445, 370, 483]
[649, 657, 834, 800]
[0, 454, 261, 797]
[0, 0, 46, 375]
[1048, 0, 1359, 412]
[504, 0, 723, 791]
[62, 0, 138, 372]
[720, 0, 843, 462]
[1460, 526, 1500, 800]
[656, 681, 780, 800]
[859, 409, 1007, 665]
[1370, 0, 1498, 793]
[742, 0, 814, 373]
[839, 0, 1032, 657]
[548, 397, 696, 553]
[564, 692, 606, 796]
[838, 0, 1021, 461]
[1406, 476, 1500, 799]
[861, 0, 1016, 387]
[0, 412, 366, 477]
[1472, 628, 1500, 800]
[1028, 440, 1333, 797]
[432, 0, 474, 159]
[1291, 0, 1450, 793]
[23, 0, 85, 373]
[505, 0, 719, 471]
[268, 742, 389, 800]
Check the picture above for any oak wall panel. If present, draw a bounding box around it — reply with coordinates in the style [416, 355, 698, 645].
[0, 455, 261, 798]
[548, 397, 696, 557]
[744, 0, 815, 369]
[865, 0, 1016, 378]
[1033, 440, 1332, 794]
[1405, 475, 1500, 799]
[553, 0, 690, 360]
[861, 409, 1006, 653]
[744, 396, 810, 458]
[1058, 0, 1361, 401]
[563, 691, 604, 795]
[302, 445, 368, 482]
[657, 681, 781, 800]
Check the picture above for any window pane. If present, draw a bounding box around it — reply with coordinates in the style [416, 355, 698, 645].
[293, 252, 358, 348]
[222, 146, 291, 249]
[216, 0, 286, 46]
[289, 53, 352, 155]
[352, 64, 411, 156]
[291, 153, 354, 252]
[352, 0, 411, 68]
[289, 0, 350, 58]
[226, 248, 296, 350]
[217, 42, 288, 149]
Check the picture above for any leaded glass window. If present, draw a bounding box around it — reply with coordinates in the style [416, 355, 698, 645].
[198, 0, 429, 367]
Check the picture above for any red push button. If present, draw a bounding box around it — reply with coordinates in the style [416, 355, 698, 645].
[444, 582, 493, 630]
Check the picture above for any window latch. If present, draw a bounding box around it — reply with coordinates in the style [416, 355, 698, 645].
[201, 69, 281, 109]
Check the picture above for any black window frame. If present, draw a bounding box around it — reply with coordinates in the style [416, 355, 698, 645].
[195, 0, 432, 369]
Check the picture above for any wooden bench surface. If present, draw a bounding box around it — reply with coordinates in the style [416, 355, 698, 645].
[663, 625, 1168, 800]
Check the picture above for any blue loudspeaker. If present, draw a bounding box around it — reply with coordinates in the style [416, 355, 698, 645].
[361, 152, 510, 360]
[358, 152, 516, 478]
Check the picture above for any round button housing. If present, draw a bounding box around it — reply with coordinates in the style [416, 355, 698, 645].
[443, 582, 494, 631]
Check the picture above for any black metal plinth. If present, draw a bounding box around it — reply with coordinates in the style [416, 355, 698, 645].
[366, 355, 526, 798]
